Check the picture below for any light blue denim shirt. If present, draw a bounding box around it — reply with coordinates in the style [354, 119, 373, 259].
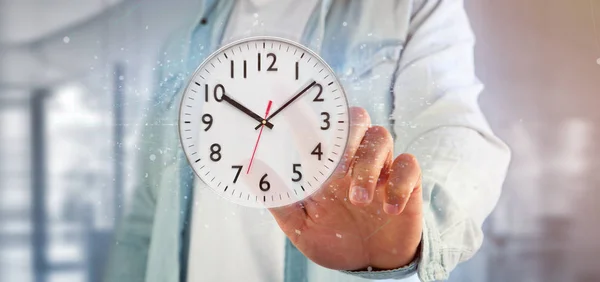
[104, 1, 511, 281]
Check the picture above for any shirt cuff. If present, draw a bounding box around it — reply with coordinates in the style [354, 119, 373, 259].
[339, 252, 420, 280]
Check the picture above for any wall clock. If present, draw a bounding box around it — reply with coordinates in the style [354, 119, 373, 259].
[179, 36, 349, 208]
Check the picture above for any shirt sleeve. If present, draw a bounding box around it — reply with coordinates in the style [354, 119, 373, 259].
[361, 0, 511, 281]
[103, 112, 159, 282]
[102, 30, 189, 282]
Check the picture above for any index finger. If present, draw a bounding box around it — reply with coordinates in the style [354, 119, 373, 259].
[332, 107, 371, 178]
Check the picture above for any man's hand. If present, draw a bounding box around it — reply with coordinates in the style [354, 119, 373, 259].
[269, 107, 423, 271]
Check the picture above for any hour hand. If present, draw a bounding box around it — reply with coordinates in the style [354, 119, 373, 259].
[222, 94, 274, 129]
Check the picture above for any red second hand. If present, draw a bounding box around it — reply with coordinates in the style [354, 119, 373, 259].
[247, 100, 273, 174]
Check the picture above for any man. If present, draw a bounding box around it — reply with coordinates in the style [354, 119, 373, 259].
[105, 0, 511, 281]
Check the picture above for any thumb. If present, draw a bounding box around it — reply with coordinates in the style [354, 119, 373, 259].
[269, 201, 308, 241]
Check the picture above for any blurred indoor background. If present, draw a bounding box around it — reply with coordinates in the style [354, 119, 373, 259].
[0, 0, 598, 282]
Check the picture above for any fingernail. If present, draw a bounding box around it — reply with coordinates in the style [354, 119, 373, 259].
[350, 186, 369, 204]
[384, 203, 400, 215]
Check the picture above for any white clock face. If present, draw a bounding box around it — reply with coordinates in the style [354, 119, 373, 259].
[179, 37, 349, 208]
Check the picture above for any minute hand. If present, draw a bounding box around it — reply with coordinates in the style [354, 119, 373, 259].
[255, 80, 317, 130]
